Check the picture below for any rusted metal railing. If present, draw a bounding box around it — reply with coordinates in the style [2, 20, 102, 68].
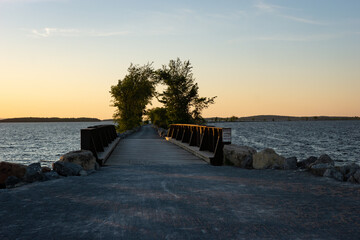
[81, 125, 118, 165]
[167, 124, 231, 166]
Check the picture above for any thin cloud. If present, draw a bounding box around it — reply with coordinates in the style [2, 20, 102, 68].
[254, 1, 324, 25]
[280, 15, 325, 25]
[30, 28, 129, 38]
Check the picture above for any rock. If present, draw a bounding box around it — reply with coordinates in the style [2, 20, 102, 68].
[223, 145, 256, 169]
[5, 176, 21, 188]
[353, 170, 360, 183]
[284, 157, 298, 170]
[43, 171, 60, 180]
[252, 148, 285, 170]
[87, 169, 96, 175]
[52, 161, 83, 176]
[310, 154, 334, 167]
[336, 163, 360, 181]
[24, 162, 44, 183]
[309, 163, 334, 176]
[323, 168, 344, 181]
[297, 156, 317, 169]
[0, 162, 27, 188]
[59, 150, 96, 170]
[41, 167, 52, 173]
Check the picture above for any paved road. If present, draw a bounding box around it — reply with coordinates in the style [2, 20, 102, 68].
[1, 125, 360, 239]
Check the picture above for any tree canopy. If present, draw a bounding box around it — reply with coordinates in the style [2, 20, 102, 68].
[155, 58, 216, 124]
[110, 58, 216, 131]
[110, 63, 155, 132]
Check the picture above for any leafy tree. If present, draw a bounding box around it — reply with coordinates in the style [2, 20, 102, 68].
[155, 58, 216, 124]
[147, 107, 169, 129]
[110, 63, 155, 132]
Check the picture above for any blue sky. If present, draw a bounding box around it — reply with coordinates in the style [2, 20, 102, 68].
[1, 0, 359, 118]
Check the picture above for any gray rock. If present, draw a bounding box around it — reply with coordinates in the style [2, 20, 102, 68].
[223, 145, 256, 168]
[43, 171, 60, 180]
[53, 161, 83, 176]
[284, 157, 298, 170]
[5, 176, 21, 188]
[310, 154, 334, 167]
[252, 148, 285, 170]
[59, 150, 96, 171]
[323, 168, 344, 181]
[297, 156, 317, 169]
[309, 163, 333, 176]
[336, 163, 360, 181]
[87, 170, 96, 175]
[24, 162, 44, 183]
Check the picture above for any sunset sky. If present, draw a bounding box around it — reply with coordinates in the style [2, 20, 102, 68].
[1, 0, 359, 119]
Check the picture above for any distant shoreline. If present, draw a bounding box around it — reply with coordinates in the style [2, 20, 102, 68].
[0, 117, 103, 123]
[206, 115, 360, 123]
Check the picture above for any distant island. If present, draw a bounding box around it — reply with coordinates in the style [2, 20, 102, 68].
[206, 115, 360, 123]
[0, 117, 102, 123]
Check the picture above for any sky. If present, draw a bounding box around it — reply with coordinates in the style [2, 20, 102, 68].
[0, 0, 359, 119]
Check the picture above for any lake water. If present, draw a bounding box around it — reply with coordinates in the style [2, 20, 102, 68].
[212, 121, 360, 165]
[1, 121, 359, 167]
[0, 121, 112, 167]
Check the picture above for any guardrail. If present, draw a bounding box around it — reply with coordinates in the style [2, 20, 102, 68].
[81, 124, 119, 165]
[167, 124, 231, 165]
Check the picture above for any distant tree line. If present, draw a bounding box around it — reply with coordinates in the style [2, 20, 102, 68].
[110, 58, 216, 132]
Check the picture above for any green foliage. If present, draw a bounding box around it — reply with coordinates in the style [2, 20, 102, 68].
[155, 58, 216, 124]
[147, 107, 169, 129]
[110, 63, 155, 132]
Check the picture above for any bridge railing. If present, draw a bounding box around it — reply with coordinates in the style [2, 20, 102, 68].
[167, 124, 231, 165]
[81, 124, 119, 165]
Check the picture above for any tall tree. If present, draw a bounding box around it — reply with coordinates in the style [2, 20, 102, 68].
[110, 63, 155, 132]
[156, 58, 216, 124]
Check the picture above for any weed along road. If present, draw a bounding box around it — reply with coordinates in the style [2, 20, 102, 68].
[1, 125, 360, 239]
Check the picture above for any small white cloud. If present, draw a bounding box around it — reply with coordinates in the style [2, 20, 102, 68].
[280, 15, 324, 25]
[30, 28, 129, 38]
[254, 1, 285, 13]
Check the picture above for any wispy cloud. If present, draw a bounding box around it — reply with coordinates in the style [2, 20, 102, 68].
[280, 15, 324, 25]
[30, 28, 129, 38]
[254, 1, 323, 25]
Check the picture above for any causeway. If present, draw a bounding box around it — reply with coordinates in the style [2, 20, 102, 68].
[1, 125, 360, 239]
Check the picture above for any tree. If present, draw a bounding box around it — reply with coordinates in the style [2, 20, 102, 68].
[110, 63, 155, 132]
[155, 58, 216, 124]
[147, 107, 169, 129]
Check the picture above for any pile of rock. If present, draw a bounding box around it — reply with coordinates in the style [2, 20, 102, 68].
[0, 150, 100, 189]
[157, 127, 168, 138]
[223, 144, 360, 184]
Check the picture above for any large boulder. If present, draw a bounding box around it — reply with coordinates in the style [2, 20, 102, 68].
[223, 145, 256, 168]
[0, 162, 27, 188]
[252, 148, 285, 170]
[24, 162, 44, 183]
[52, 161, 83, 176]
[297, 156, 317, 169]
[59, 150, 97, 171]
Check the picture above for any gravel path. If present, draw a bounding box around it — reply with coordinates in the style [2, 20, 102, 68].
[1, 125, 359, 239]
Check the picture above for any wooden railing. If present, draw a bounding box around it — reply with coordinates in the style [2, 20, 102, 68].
[167, 124, 231, 165]
[81, 125, 119, 165]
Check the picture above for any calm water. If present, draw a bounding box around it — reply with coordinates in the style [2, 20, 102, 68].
[0, 121, 112, 167]
[1, 121, 359, 167]
[212, 121, 360, 165]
